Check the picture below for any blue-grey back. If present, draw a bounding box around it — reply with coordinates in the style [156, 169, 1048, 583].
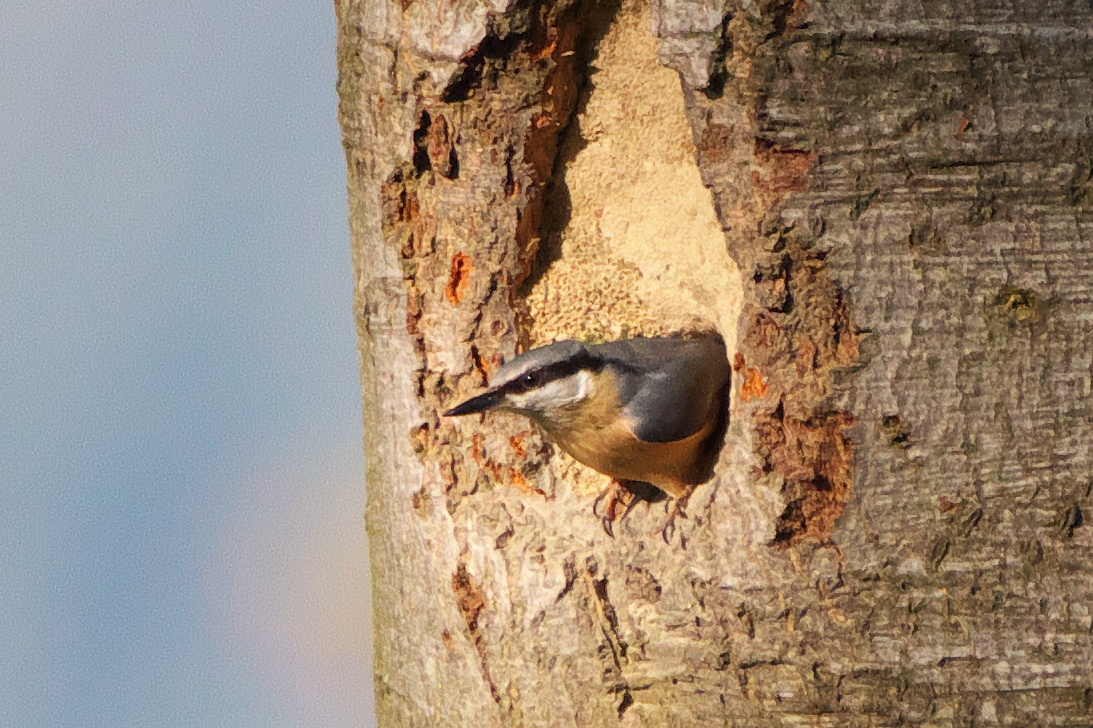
[492, 334, 729, 444]
[599, 335, 729, 444]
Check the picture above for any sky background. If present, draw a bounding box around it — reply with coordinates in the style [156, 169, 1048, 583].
[1, 2, 374, 726]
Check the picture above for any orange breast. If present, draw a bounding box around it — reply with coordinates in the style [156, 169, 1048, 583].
[547, 417, 715, 499]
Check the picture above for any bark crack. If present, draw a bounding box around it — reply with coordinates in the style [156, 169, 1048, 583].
[452, 562, 503, 705]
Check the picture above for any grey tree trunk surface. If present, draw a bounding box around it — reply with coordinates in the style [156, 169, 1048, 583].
[338, 0, 1093, 724]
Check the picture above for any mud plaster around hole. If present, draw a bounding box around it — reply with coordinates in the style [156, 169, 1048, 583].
[525, 0, 742, 349]
[522, 0, 756, 535]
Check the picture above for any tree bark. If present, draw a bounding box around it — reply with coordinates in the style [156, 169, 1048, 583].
[339, 0, 1093, 725]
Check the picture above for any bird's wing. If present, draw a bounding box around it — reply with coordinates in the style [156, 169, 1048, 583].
[608, 335, 729, 444]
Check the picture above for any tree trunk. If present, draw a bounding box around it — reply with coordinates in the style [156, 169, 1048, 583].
[338, 0, 1093, 724]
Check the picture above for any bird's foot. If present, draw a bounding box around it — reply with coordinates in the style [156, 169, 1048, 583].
[593, 480, 671, 538]
[658, 492, 692, 544]
[593, 481, 641, 538]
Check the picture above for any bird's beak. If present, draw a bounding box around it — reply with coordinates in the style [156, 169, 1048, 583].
[443, 389, 504, 417]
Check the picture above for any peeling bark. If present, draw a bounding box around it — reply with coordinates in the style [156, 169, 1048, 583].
[340, 0, 1093, 724]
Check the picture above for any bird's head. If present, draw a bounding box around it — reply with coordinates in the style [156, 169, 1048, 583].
[444, 341, 614, 429]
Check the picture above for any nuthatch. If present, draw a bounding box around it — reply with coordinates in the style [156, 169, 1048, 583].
[445, 333, 730, 526]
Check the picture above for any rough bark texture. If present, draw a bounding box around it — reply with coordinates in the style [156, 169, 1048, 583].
[339, 0, 1093, 725]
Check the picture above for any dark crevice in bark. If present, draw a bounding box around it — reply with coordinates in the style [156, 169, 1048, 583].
[615, 686, 634, 718]
[700, 12, 734, 100]
[514, 0, 624, 297]
[441, 0, 547, 103]
[586, 557, 638, 717]
[452, 562, 503, 705]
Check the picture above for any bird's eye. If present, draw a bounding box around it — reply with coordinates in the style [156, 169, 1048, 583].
[521, 372, 541, 388]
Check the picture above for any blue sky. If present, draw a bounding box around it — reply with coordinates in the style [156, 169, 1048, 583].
[1, 2, 374, 726]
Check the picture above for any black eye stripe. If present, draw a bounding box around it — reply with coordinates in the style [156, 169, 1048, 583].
[503, 352, 603, 394]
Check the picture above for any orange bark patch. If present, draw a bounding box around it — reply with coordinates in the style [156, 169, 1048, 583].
[531, 38, 557, 62]
[446, 252, 473, 304]
[757, 406, 856, 545]
[739, 236, 864, 547]
[425, 113, 457, 179]
[751, 141, 816, 196]
[509, 434, 527, 458]
[471, 432, 490, 468]
[508, 471, 536, 496]
[740, 367, 769, 401]
[472, 432, 546, 496]
[452, 563, 485, 628]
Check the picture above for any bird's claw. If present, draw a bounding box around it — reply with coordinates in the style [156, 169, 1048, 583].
[658, 493, 692, 544]
[593, 481, 641, 538]
[594, 481, 693, 543]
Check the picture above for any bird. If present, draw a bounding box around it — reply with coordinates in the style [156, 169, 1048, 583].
[444, 332, 730, 536]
